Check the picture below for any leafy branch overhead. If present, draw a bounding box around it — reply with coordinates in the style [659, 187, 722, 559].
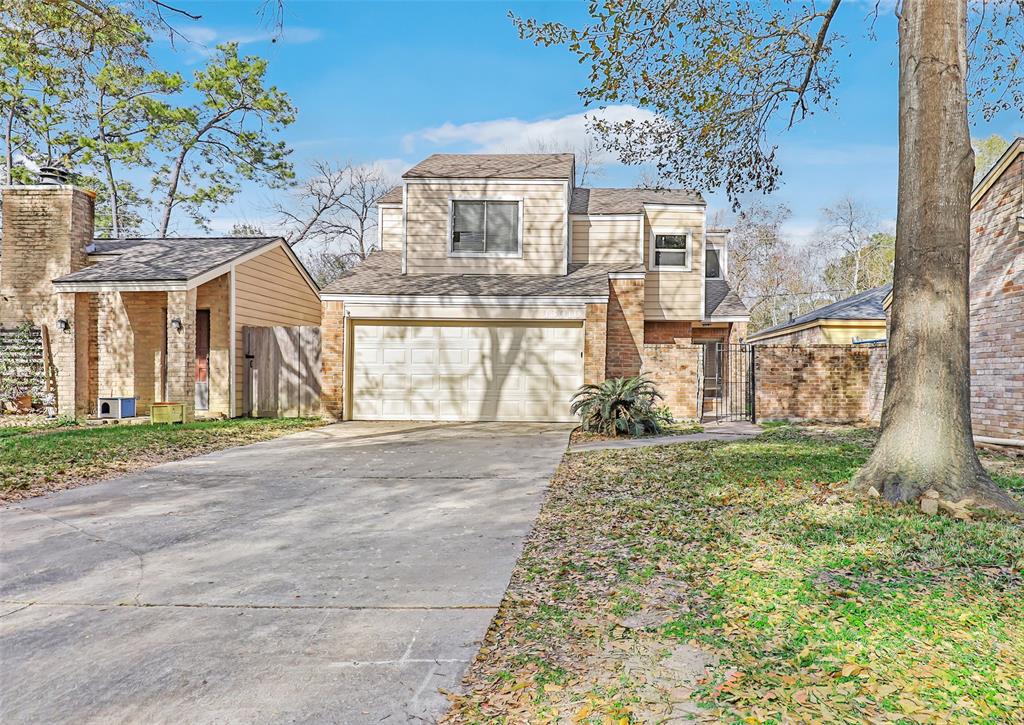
[512, 0, 1024, 204]
[152, 42, 296, 236]
[1, 2, 296, 237]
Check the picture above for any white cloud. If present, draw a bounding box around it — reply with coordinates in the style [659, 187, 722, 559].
[402, 105, 657, 161]
[176, 24, 322, 59]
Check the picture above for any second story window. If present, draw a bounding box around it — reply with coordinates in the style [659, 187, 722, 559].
[705, 247, 722, 278]
[652, 232, 690, 270]
[451, 200, 521, 255]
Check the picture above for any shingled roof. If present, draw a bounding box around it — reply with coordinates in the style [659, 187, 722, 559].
[54, 237, 284, 286]
[403, 154, 575, 180]
[570, 187, 705, 214]
[320, 250, 641, 298]
[747, 283, 892, 341]
[705, 279, 749, 318]
[378, 186, 402, 204]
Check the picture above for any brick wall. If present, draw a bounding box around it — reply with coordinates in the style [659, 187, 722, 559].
[644, 320, 692, 344]
[196, 274, 231, 417]
[641, 342, 702, 420]
[754, 344, 887, 423]
[606, 277, 645, 378]
[165, 289, 197, 421]
[969, 149, 1023, 440]
[321, 300, 345, 419]
[1, 186, 94, 331]
[584, 302, 608, 384]
[96, 291, 166, 415]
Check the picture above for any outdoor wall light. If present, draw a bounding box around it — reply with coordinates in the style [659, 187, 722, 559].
[171, 317, 183, 332]
[57, 318, 71, 333]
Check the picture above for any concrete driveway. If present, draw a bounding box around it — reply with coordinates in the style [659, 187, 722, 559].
[0, 422, 570, 724]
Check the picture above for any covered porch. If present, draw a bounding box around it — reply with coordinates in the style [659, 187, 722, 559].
[51, 275, 232, 423]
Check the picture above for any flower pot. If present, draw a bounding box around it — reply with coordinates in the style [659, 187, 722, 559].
[14, 394, 32, 413]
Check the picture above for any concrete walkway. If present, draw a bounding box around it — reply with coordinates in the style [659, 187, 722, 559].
[0, 421, 571, 724]
[569, 421, 762, 452]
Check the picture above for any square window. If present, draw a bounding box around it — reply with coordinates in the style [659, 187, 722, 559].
[451, 200, 520, 255]
[653, 233, 689, 269]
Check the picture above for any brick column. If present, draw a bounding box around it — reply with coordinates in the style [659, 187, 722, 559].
[605, 276, 646, 378]
[321, 301, 346, 420]
[165, 289, 197, 421]
[583, 302, 608, 384]
[53, 292, 90, 419]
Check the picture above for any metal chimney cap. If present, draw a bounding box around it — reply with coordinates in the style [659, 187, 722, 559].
[37, 166, 71, 185]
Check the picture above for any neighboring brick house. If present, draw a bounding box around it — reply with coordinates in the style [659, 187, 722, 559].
[880, 137, 1023, 447]
[746, 284, 891, 345]
[319, 153, 750, 422]
[0, 182, 320, 421]
[966, 137, 1024, 446]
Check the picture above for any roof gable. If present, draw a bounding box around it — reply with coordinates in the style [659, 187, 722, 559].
[972, 137, 1023, 209]
[748, 283, 892, 340]
[402, 154, 575, 180]
[52, 237, 318, 292]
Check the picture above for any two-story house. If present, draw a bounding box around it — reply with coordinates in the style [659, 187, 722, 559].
[319, 153, 750, 422]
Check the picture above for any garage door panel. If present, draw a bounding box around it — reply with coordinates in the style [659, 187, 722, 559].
[352, 322, 583, 422]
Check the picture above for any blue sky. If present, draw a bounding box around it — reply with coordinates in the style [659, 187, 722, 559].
[156, 0, 1022, 242]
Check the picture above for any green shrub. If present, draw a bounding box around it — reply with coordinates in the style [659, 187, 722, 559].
[570, 375, 667, 437]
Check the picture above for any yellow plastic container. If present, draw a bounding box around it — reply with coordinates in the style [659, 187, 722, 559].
[151, 403, 185, 424]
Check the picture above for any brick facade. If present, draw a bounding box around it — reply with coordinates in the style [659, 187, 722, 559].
[196, 275, 231, 417]
[641, 342, 702, 420]
[754, 344, 887, 423]
[1, 186, 93, 331]
[605, 277, 645, 378]
[165, 289, 197, 421]
[583, 302, 608, 384]
[644, 320, 692, 344]
[969, 148, 1023, 440]
[321, 300, 345, 419]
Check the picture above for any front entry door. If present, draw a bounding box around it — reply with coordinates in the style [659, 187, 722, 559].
[195, 309, 211, 411]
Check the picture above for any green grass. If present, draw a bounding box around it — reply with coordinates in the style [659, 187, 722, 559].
[444, 425, 1024, 724]
[1, 417, 323, 499]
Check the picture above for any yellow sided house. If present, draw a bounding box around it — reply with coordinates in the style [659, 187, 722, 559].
[0, 182, 320, 422]
[746, 284, 891, 346]
[320, 153, 750, 423]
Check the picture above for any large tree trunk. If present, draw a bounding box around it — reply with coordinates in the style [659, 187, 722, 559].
[852, 0, 1020, 512]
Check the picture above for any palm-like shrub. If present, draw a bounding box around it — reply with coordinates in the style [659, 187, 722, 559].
[570, 375, 667, 437]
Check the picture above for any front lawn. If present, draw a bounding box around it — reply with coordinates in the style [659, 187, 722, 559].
[444, 425, 1024, 723]
[1, 417, 323, 503]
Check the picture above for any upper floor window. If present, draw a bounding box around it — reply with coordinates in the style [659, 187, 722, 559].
[651, 232, 690, 270]
[450, 200, 521, 256]
[705, 247, 722, 278]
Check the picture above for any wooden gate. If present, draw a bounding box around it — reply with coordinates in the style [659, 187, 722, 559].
[243, 326, 321, 417]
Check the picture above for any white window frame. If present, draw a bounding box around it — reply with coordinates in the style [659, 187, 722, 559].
[704, 243, 725, 279]
[448, 198, 524, 258]
[649, 229, 692, 271]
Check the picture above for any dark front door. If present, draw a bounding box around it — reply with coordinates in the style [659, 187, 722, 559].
[195, 309, 211, 411]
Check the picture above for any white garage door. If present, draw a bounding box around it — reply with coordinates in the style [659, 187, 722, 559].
[351, 321, 584, 422]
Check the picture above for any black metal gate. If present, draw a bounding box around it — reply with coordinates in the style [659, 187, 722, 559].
[699, 343, 755, 422]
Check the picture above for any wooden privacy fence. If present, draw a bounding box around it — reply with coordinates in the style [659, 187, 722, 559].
[244, 326, 322, 418]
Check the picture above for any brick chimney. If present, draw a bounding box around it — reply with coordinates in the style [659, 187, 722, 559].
[0, 184, 95, 330]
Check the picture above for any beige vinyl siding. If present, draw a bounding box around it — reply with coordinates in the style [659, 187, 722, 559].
[233, 245, 321, 416]
[643, 206, 704, 320]
[570, 216, 642, 264]
[379, 205, 403, 252]
[405, 181, 567, 274]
